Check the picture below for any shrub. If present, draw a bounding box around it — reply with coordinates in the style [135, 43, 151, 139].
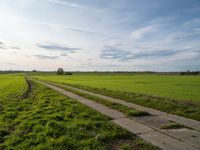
[65, 72, 73, 75]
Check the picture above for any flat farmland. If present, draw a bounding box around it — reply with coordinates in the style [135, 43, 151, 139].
[33, 74, 200, 102]
[1, 73, 200, 149]
[33, 74, 200, 120]
[0, 74, 28, 98]
[0, 74, 158, 149]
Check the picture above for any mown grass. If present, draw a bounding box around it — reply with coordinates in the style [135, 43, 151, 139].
[32, 77, 200, 121]
[0, 79, 158, 150]
[32, 74, 200, 102]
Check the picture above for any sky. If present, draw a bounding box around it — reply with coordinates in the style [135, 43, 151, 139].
[0, 0, 200, 71]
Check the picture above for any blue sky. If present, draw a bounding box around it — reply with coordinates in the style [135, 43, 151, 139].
[0, 0, 199, 71]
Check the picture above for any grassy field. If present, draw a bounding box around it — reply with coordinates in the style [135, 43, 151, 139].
[0, 74, 28, 98]
[32, 74, 200, 102]
[0, 74, 158, 149]
[32, 74, 200, 121]
[1, 73, 199, 148]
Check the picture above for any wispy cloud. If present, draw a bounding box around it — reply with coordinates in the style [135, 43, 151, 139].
[3, 62, 17, 65]
[47, 0, 86, 9]
[0, 41, 6, 49]
[0, 46, 6, 50]
[37, 43, 80, 52]
[101, 46, 132, 60]
[132, 49, 185, 58]
[157, 29, 200, 46]
[0, 42, 20, 50]
[31, 20, 109, 37]
[100, 46, 197, 61]
[183, 18, 200, 27]
[131, 25, 160, 40]
[34, 54, 59, 60]
[0, 41, 4, 45]
[10, 46, 20, 50]
[60, 53, 68, 56]
[0, 13, 108, 38]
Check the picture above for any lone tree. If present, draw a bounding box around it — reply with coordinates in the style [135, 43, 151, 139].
[57, 68, 64, 75]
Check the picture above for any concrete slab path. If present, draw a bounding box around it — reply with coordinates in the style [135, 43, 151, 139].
[55, 83, 200, 132]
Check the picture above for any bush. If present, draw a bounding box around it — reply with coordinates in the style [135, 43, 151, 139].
[65, 72, 73, 75]
[180, 71, 199, 75]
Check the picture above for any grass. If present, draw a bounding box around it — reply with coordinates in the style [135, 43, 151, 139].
[0, 77, 158, 150]
[120, 143, 132, 150]
[61, 83, 200, 121]
[126, 110, 150, 117]
[42, 81, 150, 118]
[31, 75, 200, 121]
[32, 74, 200, 102]
[0, 74, 28, 98]
[160, 123, 185, 129]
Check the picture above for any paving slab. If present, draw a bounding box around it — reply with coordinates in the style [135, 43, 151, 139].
[162, 128, 200, 149]
[113, 117, 153, 134]
[134, 115, 200, 148]
[140, 130, 198, 150]
[113, 118, 199, 150]
[161, 114, 200, 131]
[134, 116, 171, 129]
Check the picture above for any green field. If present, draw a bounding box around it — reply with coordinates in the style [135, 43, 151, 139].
[0, 74, 28, 98]
[33, 74, 200, 102]
[0, 74, 157, 149]
[1, 73, 200, 149]
[31, 73, 200, 121]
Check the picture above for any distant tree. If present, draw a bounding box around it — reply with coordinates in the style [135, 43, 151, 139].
[32, 70, 37, 72]
[65, 72, 73, 75]
[180, 71, 199, 75]
[57, 68, 64, 75]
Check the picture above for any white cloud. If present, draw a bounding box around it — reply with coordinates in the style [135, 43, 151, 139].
[47, 0, 86, 9]
[131, 25, 160, 40]
[183, 18, 200, 27]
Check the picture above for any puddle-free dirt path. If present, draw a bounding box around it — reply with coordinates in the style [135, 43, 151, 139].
[36, 80, 200, 150]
